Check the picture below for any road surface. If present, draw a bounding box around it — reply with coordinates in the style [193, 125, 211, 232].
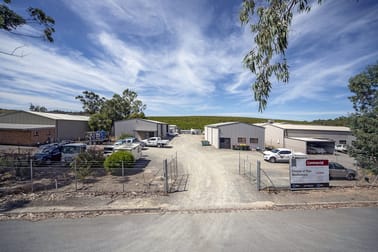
[1, 207, 377, 252]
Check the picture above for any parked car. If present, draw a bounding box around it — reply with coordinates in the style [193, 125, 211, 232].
[335, 144, 347, 153]
[307, 146, 327, 154]
[33, 143, 62, 165]
[141, 137, 169, 147]
[329, 162, 356, 180]
[263, 148, 306, 163]
[61, 143, 87, 163]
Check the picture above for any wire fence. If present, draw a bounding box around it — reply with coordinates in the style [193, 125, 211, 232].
[238, 154, 378, 191]
[0, 157, 166, 196]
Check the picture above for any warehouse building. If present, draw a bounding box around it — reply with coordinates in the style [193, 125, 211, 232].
[0, 111, 89, 145]
[204, 122, 265, 150]
[262, 122, 355, 154]
[114, 118, 169, 140]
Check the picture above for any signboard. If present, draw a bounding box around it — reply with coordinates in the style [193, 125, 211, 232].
[290, 159, 329, 189]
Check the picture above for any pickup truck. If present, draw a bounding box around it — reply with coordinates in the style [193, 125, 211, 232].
[263, 148, 306, 163]
[141, 137, 169, 147]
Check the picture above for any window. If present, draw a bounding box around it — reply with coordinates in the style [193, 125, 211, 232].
[237, 137, 246, 144]
[250, 138, 258, 144]
[33, 131, 39, 136]
[339, 140, 347, 144]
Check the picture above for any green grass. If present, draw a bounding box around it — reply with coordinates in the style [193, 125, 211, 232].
[147, 116, 305, 130]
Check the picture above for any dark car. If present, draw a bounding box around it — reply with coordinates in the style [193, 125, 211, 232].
[33, 143, 62, 165]
[329, 162, 356, 180]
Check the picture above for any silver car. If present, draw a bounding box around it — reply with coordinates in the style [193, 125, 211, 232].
[329, 162, 356, 180]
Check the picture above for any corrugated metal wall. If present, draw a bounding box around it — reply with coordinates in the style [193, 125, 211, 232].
[264, 125, 285, 148]
[0, 111, 54, 125]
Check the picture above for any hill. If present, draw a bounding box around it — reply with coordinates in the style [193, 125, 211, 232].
[147, 116, 305, 130]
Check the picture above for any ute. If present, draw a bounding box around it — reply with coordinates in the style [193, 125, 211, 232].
[141, 137, 169, 147]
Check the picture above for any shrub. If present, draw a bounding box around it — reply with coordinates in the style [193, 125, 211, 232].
[71, 149, 105, 180]
[104, 151, 134, 176]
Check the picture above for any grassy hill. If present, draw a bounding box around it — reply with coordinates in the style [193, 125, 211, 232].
[147, 116, 305, 130]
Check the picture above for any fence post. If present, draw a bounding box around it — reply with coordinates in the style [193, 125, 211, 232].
[163, 159, 168, 195]
[257, 160, 261, 191]
[122, 161, 125, 192]
[74, 159, 77, 192]
[238, 152, 240, 174]
[30, 159, 34, 193]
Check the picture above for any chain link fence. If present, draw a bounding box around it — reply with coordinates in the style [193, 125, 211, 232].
[0, 155, 167, 196]
[238, 153, 378, 191]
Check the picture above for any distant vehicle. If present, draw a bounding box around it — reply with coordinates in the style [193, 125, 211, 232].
[33, 143, 62, 165]
[307, 146, 327, 154]
[263, 148, 306, 163]
[103, 138, 145, 156]
[61, 143, 87, 163]
[335, 144, 347, 153]
[329, 162, 356, 180]
[85, 130, 109, 145]
[141, 137, 169, 147]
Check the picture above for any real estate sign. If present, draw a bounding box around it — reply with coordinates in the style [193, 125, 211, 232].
[290, 159, 329, 189]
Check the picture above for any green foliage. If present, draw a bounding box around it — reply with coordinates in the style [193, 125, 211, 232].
[311, 116, 351, 127]
[29, 103, 48, 112]
[118, 133, 133, 140]
[75, 91, 106, 114]
[104, 151, 134, 176]
[147, 116, 304, 130]
[72, 149, 105, 179]
[0, 0, 55, 44]
[77, 89, 146, 132]
[88, 113, 112, 131]
[71, 149, 105, 180]
[240, 0, 322, 111]
[347, 62, 378, 174]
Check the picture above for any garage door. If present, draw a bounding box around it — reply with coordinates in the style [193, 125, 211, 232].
[220, 138, 231, 149]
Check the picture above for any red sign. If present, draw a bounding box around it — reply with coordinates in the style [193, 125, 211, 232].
[306, 160, 329, 166]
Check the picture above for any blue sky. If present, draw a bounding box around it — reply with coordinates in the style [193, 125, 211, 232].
[1, 0, 377, 121]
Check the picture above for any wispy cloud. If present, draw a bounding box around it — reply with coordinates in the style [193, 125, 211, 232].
[0, 0, 376, 121]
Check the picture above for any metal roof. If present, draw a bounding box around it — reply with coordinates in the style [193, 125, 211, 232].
[288, 137, 335, 142]
[26, 111, 89, 121]
[266, 123, 351, 132]
[206, 121, 264, 129]
[0, 123, 55, 130]
[205, 122, 239, 128]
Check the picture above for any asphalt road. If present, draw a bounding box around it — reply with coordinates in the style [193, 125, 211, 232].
[1, 207, 377, 252]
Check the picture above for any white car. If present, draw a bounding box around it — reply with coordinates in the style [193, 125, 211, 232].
[335, 144, 347, 153]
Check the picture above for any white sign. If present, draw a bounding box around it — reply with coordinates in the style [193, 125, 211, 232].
[290, 159, 329, 189]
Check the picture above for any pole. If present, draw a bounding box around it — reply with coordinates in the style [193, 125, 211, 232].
[257, 160, 261, 191]
[74, 160, 77, 192]
[30, 159, 33, 193]
[122, 161, 125, 192]
[164, 159, 168, 194]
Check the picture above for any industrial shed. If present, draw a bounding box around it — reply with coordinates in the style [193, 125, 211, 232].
[204, 122, 265, 150]
[262, 123, 355, 154]
[114, 118, 168, 140]
[0, 123, 55, 146]
[0, 111, 89, 143]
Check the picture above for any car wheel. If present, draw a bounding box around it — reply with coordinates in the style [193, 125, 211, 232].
[269, 157, 276, 163]
[347, 174, 355, 181]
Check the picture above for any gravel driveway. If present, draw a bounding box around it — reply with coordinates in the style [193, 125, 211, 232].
[144, 134, 273, 209]
[143, 134, 361, 210]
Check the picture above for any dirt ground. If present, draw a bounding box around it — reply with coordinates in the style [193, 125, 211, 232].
[1, 134, 377, 220]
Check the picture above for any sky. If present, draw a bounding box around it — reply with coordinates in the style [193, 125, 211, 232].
[0, 0, 377, 121]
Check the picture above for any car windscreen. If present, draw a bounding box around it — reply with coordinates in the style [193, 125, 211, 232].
[62, 146, 85, 154]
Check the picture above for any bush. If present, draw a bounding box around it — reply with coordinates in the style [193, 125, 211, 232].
[104, 151, 134, 176]
[71, 149, 105, 180]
